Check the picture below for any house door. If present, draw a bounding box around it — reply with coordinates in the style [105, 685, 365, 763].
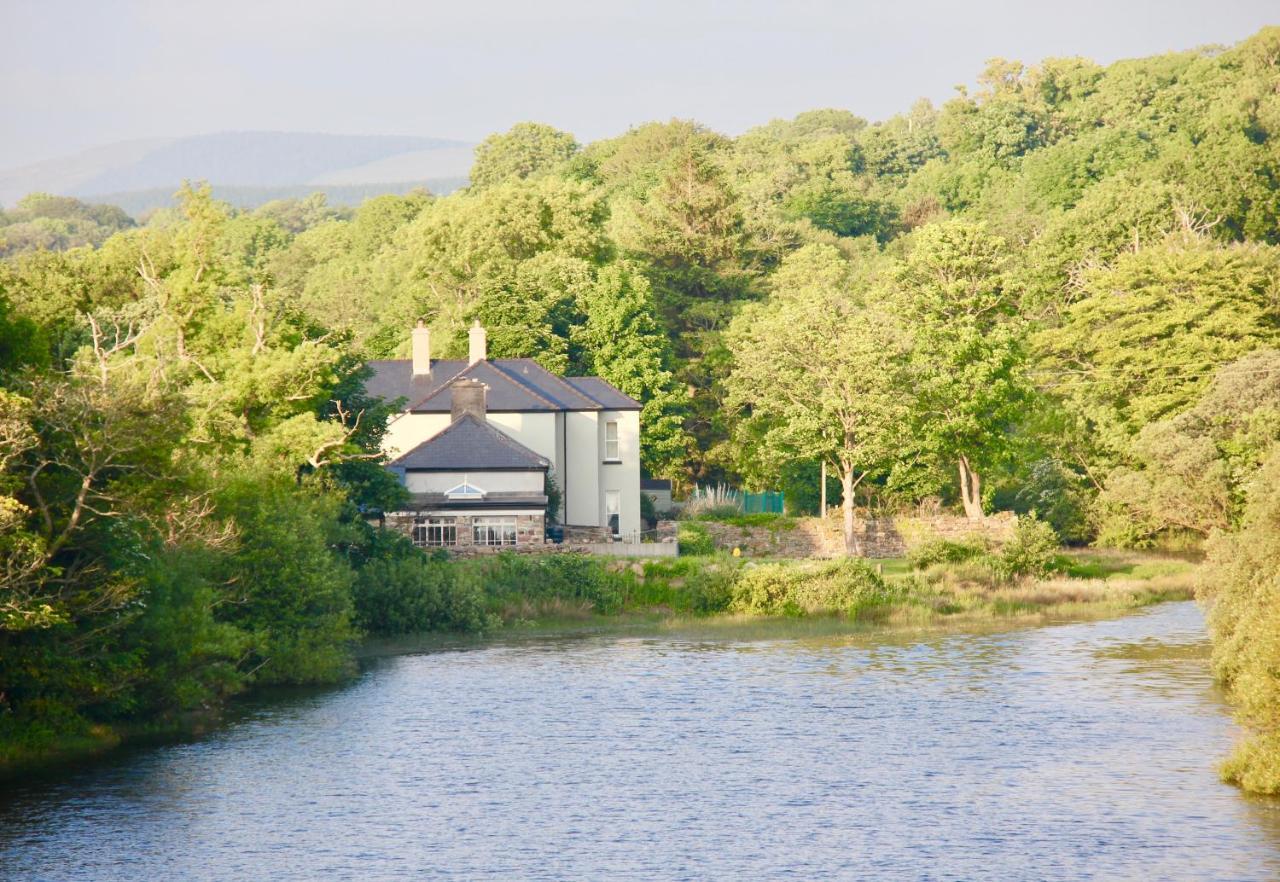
[605, 490, 621, 538]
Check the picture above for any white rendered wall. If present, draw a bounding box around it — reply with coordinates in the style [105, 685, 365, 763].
[403, 469, 543, 494]
[552, 412, 567, 521]
[598, 410, 641, 537]
[487, 412, 557, 466]
[383, 413, 450, 460]
[564, 410, 600, 526]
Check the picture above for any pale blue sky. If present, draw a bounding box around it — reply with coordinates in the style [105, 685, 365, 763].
[2, 0, 1276, 168]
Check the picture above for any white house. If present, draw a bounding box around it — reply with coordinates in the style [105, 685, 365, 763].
[365, 322, 642, 548]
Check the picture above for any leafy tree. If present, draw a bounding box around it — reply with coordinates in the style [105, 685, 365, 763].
[1034, 236, 1280, 470]
[1097, 350, 1280, 545]
[726, 244, 913, 553]
[888, 220, 1029, 519]
[470, 122, 579, 189]
[572, 261, 688, 475]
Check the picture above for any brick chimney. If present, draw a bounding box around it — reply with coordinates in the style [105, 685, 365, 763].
[450, 377, 487, 422]
[411, 321, 431, 376]
[468, 320, 487, 365]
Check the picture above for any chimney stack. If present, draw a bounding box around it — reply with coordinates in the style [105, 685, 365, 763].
[411, 321, 431, 376]
[450, 377, 487, 422]
[468, 320, 487, 365]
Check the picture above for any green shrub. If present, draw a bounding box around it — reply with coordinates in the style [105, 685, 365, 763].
[695, 512, 797, 530]
[991, 514, 1060, 581]
[677, 521, 716, 556]
[353, 553, 489, 635]
[640, 491, 658, 529]
[730, 558, 898, 617]
[465, 552, 627, 614]
[908, 538, 989, 570]
[630, 559, 737, 614]
[1203, 451, 1280, 794]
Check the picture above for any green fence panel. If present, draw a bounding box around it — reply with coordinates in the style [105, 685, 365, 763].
[742, 491, 784, 514]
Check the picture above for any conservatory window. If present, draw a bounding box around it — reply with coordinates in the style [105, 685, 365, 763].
[473, 517, 517, 546]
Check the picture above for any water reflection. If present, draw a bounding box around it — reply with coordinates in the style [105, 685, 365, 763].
[2, 602, 1278, 881]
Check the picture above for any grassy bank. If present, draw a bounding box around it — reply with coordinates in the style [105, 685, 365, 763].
[357, 544, 1199, 639]
[4, 546, 1198, 781]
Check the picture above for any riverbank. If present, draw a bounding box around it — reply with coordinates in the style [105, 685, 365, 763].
[2, 546, 1199, 781]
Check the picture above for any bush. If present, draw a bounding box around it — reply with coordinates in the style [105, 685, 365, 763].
[731, 558, 899, 617]
[908, 538, 989, 570]
[695, 512, 797, 530]
[353, 553, 489, 635]
[909, 517, 1059, 584]
[991, 514, 1060, 581]
[1203, 452, 1280, 794]
[677, 521, 716, 556]
[464, 552, 626, 614]
[629, 559, 737, 614]
[640, 491, 658, 529]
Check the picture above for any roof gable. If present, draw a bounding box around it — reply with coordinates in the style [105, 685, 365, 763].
[390, 414, 551, 471]
[365, 357, 639, 412]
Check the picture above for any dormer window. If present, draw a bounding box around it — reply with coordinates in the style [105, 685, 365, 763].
[445, 477, 486, 499]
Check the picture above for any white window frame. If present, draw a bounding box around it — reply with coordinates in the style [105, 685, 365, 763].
[604, 420, 620, 462]
[605, 490, 621, 537]
[427, 517, 458, 547]
[472, 516, 517, 547]
[445, 475, 486, 500]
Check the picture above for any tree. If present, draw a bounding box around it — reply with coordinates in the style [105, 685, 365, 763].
[726, 244, 913, 553]
[572, 262, 688, 475]
[1096, 349, 1280, 545]
[889, 220, 1028, 519]
[470, 123, 579, 189]
[1034, 235, 1280, 473]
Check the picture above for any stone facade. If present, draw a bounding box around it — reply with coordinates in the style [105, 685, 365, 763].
[695, 512, 1018, 558]
[385, 512, 546, 551]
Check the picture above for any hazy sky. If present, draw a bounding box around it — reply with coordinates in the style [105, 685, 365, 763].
[2, 0, 1276, 169]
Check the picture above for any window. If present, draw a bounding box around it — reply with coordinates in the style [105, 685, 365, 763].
[605, 490, 621, 538]
[473, 517, 517, 546]
[605, 420, 619, 461]
[413, 517, 457, 547]
[445, 477, 486, 499]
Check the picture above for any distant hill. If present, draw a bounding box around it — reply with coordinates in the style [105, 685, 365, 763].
[0, 131, 475, 213]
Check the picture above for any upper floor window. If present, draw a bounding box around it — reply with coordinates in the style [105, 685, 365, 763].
[605, 420, 619, 461]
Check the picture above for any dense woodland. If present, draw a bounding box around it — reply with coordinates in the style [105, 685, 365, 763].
[3, 28, 1280, 789]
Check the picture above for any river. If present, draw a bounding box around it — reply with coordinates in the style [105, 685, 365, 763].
[2, 601, 1278, 881]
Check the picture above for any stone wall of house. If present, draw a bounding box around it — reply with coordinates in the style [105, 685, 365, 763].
[385, 512, 546, 552]
[695, 512, 1018, 559]
[562, 524, 612, 544]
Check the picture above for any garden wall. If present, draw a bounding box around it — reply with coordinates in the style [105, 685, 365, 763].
[692, 512, 1017, 558]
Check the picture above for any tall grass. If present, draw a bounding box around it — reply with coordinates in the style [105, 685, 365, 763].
[681, 483, 742, 519]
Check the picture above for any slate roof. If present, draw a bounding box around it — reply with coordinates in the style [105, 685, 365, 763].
[365, 358, 641, 412]
[390, 414, 551, 471]
[565, 376, 642, 410]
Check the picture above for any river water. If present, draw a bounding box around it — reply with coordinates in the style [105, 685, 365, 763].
[2, 601, 1278, 881]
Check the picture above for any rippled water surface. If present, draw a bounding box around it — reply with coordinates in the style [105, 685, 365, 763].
[3, 601, 1279, 881]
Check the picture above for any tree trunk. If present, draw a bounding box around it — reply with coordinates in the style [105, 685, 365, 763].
[958, 454, 984, 521]
[840, 462, 861, 556]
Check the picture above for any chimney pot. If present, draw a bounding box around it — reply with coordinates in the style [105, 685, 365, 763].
[411, 321, 431, 376]
[450, 378, 487, 422]
[468, 321, 487, 365]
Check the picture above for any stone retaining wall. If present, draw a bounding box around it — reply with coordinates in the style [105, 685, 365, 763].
[696, 512, 1017, 558]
